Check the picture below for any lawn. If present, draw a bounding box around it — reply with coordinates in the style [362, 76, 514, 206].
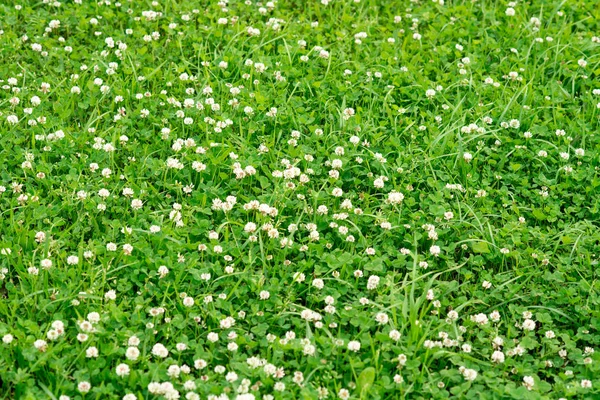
[0, 0, 599, 399]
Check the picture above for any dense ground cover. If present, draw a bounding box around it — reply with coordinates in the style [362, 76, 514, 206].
[1, 0, 600, 399]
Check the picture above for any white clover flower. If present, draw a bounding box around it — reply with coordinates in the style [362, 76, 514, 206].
[462, 368, 477, 381]
[77, 382, 91, 393]
[581, 380, 592, 388]
[522, 319, 536, 331]
[151, 343, 169, 358]
[347, 340, 361, 352]
[115, 363, 130, 377]
[491, 351, 505, 363]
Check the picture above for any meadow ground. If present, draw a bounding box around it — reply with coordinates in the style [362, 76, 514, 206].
[0, 0, 600, 399]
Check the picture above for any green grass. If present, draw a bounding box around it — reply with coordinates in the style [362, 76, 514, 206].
[0, 0, 599, 399]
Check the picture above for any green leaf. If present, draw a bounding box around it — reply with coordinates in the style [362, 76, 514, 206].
[520, 335, 538, 350]
[531, 208, 546, 220]
[472, 241, 490, 254]
[357, 367, 376, 397]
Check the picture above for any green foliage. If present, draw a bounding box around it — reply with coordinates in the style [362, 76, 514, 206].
[0, 0, 599, 399]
